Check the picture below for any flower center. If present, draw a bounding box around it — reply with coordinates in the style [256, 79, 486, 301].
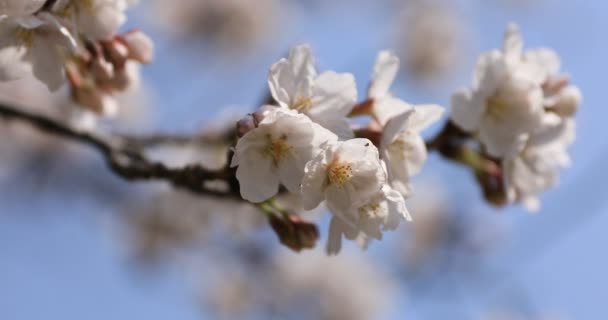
[292, 96, 313, 113]
[327, 162, 354, 187]
[387, 134, 413, 160]
[264, 134, 291, 167]
[14, 27, 34, 47]
[358, 201, 381, 217]
[485, 94, 511, 121]
[81, 0, 95, 9]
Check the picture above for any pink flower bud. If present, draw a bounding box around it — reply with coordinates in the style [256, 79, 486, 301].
[72, 85, 118, 116]
[123, 30, 154, 64]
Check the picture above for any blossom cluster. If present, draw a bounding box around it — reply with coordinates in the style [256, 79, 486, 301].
[451, 24, 580, 211]
[0, 0, 153, 116]
[231, 45, 444, 253]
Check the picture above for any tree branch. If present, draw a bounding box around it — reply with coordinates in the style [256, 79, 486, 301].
[0, 101, 241, 199]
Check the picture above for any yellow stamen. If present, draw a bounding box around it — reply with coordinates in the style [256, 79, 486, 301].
[14, 28, 34, 47]
[486, 94, 511, 121]
[264, 134, 292, 167]
[358, 202, 381, 218]
[292, 96, 313, 113]
[328, 162, 353, 187]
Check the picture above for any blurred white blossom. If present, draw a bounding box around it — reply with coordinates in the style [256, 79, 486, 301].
[503, 119, 575, 211]
[451, 24, 548, 157]
[0, 0, 45, 17]
[0, 13, 75, 91]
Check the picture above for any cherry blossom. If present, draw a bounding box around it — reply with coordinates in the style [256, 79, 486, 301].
[380, 105, 443, 196]
[51, 0, 131, 40]
[502, 119, 575, 211]
[326, 185, 410, 254]
[451, 23, 547, 157]
[268, 44, 357, 139]
[231, 108, 338, 203]
[0, 0, 46, 17]
[0, 13, 75, 91]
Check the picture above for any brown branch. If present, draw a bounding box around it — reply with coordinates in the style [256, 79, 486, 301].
[426, 120, 507, 206]
[0, 101, 241, 199]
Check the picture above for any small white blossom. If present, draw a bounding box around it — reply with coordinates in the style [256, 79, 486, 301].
[451, 23, 547, 157]
[0, 14, 75, 91]
[380, 105, 443, 196]
[301, 138, 391, 225]
[0, 0, 45, 17]
[52, 0, 131, 40]
[525, 46, 581, 119]
[326, 184, 410, 254]
[503, 118, 575, 211]
[268, 44, 357, 139]
[231, 108, 337, 203]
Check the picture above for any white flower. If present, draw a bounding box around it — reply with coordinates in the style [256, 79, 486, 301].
[367, 50, 413, 125]
[503, 118, 575, 211]
[525, 47, 581, 118]
[451, 23, 547, 157]
[0, 0, 45, 17]
[301, 138, 387, 217]
[231, 108, 337, 203]
[0, 14, 75, 91]
[52, 0, 130, 40]
[326, 185, 410, 254]
[380, 105, 443, 196]
[268, 44, 357, 139]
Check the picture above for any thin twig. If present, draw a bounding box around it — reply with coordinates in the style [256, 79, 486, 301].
[0, 102, 240, 199]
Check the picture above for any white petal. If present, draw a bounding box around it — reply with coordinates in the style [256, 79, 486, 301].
[383, 133, 427, 194]
[473, 50, 504, 90]
[0, 24, 29, 81]
[268, 59, 295, 109]
[326, 216, 360, 255]
[450, 89, 483, 132]
[310, 115, 353, 140]
[29, 34, 66, 91]
[368, 50, 399, 99]
[409, 104, 444, 132]
[373, 96, 412, 126]
[235, 151, 279, 203]
[384, 186, 411, 224]
[381, 109, 414, 147]
[75, 0, 127, 40]
[0, 0, 45, 17]
[301, 144, 333, 210]
[503, 23, 523, 62]
[268, 45, 316, 109]
[326, 216, 345, 255]
[401, 134, 427, 176]
[525, 48, 561, 76]
[310, 70, 357, 117]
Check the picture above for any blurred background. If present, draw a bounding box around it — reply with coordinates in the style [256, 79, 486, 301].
[0, 0, 605, 319]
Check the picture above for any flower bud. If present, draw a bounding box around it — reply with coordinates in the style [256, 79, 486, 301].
[268, 213, 319, 252]
[235, 105, 275, 138]
[91, 56, 115, 85]
[103, 39, 129, 69]
[236, 115, 256, 138]
[72, 85, 118, 116]
[552, 85, 581, 118]
[123, 30, 154, 64]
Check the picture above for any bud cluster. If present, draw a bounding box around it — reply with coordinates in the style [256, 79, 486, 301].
[0, 0, 153, 118]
